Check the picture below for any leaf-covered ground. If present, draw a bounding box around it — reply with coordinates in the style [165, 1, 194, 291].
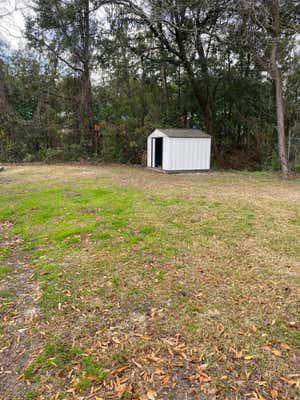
[0, 164, 299, 400]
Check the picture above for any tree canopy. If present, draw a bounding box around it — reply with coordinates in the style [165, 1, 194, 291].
[0, 0, 299, 173]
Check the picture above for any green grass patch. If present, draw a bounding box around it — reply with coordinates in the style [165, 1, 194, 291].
[24, 338, 107, 391]
[24, 389, 39, 400]
[0, 246, 10, 262]
[276, 325, 300, 346]
[0, 264, 11, 279]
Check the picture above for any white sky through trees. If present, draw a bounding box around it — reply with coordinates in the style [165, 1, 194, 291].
[0, 0, 29, 48]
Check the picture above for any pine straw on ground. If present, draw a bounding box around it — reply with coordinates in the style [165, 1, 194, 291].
[0, 164, 299, 400]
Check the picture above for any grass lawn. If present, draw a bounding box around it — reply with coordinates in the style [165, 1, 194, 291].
[0, 164, 299, 400]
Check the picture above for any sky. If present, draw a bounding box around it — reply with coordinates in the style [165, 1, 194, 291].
[1, 1, 299, 54]
[0, 0, 28, 49]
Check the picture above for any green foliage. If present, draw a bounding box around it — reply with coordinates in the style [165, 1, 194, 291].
[38, 148, 64, 162]
[270, 151, 281, 171]
[101, 124, 149, 164]
[293, 163, 300, 173]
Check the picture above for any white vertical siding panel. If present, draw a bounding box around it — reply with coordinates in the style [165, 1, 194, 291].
[163, 137, 169, 170]
[168, 138, 211, 170]
[147, 136, 152, 167]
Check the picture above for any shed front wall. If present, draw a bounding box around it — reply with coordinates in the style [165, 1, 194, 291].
[147, 131, 169, 170]
[167, 138, 211, 171]
[147, 136, 152, 167]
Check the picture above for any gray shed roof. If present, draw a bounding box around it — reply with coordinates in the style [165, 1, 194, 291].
[157, 128, 211, 138]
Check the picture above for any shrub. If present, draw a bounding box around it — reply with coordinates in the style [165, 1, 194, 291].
[293, 163, 300, 173]
[270, 151, 281, 171]
[38, 148, 64, 162]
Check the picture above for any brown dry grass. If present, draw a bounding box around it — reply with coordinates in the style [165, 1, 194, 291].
[0, 164, 299, 400]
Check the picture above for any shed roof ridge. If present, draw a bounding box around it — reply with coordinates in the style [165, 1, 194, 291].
[156, 128, 211, 138]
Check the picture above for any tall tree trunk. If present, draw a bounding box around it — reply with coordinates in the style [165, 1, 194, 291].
[175, 30, 217, 153]
[240, 0, 291, 176]
[182, 58, 217, 155]
[273, 62, 289, 176]
[269, 1, 289, 176]
[161, 63, 169, 111]
[181, 60, 216, 137]
[78, 0, 94, 149]
[0, 60, 9, 115]
[140, 56, 147, 127]
[189, 71, 217, 155]
[81, 66, 93, 146]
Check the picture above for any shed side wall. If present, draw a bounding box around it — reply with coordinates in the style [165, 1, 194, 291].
[167, 138, 211, 170]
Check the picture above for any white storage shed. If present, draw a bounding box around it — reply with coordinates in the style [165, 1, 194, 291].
[147, 128, 211, 173]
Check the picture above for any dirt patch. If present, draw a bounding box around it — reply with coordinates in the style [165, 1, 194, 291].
[0, 177, 14, 183]
[0, 222, 41, 400]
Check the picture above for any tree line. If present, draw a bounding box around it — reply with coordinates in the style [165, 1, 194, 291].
[0, 0, 299, 175]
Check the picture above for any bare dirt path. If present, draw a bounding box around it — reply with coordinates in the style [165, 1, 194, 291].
[0, 222, 41, 400]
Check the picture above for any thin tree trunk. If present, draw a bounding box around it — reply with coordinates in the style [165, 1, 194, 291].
[82, 67, 94, 142]
[182, 59, 216, 137]
[270, 44, 289, 174]
[141, 57, 147, 127]
[274, 64, 289, 176]
[78, 65, 93, 146]
[269, 0, 289, 177]
[161, 63, 169, 110]
[175, 35, 217, 157]
[0, 60, 9, 114]
[80, 0, 94, 150]
[190, 75, 217, 156]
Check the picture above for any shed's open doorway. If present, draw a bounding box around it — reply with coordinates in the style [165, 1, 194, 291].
[153, 137, 163, 168]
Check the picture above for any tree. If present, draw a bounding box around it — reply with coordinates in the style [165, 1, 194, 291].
[0, 1, 298, 169]
[0, 40, 9, 114]
[238, 0, 299, 176]
[113, 0, 231, 146]
[26, 0, 109, 150]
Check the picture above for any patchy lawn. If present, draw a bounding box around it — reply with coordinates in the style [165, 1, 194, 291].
[0, 164, 299, 400]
